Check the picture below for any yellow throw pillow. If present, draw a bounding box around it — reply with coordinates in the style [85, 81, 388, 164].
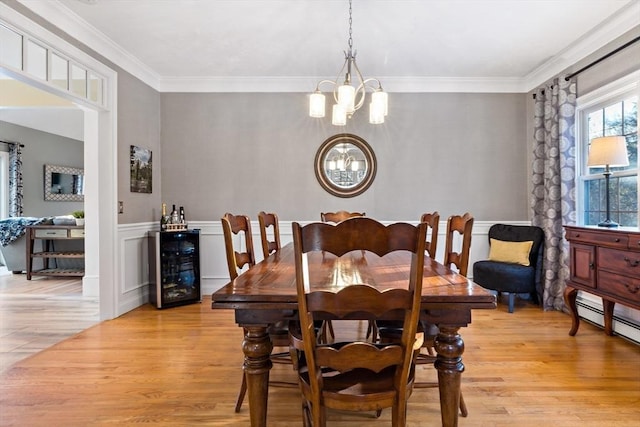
[488, 239, 534, 266]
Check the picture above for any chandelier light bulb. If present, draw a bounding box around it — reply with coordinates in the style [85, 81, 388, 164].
[332, 104, 347, 126]
[309, 92, 326, 118]
[369, 101, 385, 124]
[372, 90, 388, 116]
[338, 84, 356, 114]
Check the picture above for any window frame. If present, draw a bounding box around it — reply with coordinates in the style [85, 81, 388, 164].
[575, 70, 640, 226]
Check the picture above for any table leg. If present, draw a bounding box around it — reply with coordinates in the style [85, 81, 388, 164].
[564, 286, 579, 336]
[434, 325, 464, 427]
[241, 325, 273, 427]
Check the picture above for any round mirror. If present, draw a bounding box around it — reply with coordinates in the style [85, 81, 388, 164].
[314, 134, 376, 198]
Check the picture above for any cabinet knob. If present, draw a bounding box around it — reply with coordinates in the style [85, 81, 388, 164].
[623, 257, 640, 267]
[589, 262, 595, 270]
[614, 238, 620, 242]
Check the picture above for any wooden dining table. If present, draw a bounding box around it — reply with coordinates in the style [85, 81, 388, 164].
[212, 242, 496, 427]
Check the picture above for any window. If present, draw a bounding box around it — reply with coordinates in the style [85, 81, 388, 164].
[577, 72, 639, 227]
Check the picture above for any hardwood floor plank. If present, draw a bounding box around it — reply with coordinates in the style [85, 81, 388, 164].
[1, 290, 639, 426]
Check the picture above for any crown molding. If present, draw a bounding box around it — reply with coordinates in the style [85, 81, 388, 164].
[157, 75, 527, 93]
[15, 0, 161, 90]
[524, 0, 640, 91]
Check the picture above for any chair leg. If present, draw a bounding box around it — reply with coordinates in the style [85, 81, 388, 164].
[508, 293, 515, 313]
[235, 372, 247, 413]
[459, 391, 468, 417]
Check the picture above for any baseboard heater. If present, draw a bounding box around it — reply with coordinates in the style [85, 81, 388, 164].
[576, 297, 640, 345]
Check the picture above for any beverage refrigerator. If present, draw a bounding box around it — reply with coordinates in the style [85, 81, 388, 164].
[148, 229, 201, 309]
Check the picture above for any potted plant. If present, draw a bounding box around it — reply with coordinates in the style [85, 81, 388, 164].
[72, 210, 85, 226]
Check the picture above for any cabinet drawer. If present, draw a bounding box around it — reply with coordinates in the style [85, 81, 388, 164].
[597, 270, 640, 307]
[69, 229, 85, 238]
[34, 229, 68, 238]
[598, 247, 640, 278]
[565, 229, 628, 249]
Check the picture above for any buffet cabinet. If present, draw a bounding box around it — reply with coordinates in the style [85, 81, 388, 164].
[564, 225, 640, 336]
[148, 230, 201, 309]
[25, 225, 85, 280]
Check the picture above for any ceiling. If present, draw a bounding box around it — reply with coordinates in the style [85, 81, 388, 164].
[18, 0, 637, 93]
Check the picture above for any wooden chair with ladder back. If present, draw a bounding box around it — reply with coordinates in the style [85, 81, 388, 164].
[221, 212, 296, 413]
[289, 217, 427, 426]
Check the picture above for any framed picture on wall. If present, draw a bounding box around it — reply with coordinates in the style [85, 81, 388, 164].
[130, 145, 152, 193]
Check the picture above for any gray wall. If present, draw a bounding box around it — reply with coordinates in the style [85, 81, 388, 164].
[0, 121, 84, 217]
[116, 72, 162, 224]
[161, 92, 529, 222]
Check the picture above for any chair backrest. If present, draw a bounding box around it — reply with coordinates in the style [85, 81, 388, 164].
[487, 224, 545, 268]
[320, 210, 365, 224]
[292, 217, 427, 412]
[443, 212, 474, 276]
[221, 212, 255, 280]
[258, 211, 281, 259]
[420, 211, 440, 259]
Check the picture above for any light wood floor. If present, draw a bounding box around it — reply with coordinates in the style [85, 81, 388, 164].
[0, 289, 638, 426]
[0, 269, 99, 374]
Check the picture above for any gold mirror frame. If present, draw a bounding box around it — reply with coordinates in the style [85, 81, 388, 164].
[314, 134, 376, 198]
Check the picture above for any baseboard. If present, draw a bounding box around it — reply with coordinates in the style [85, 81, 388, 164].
[576, 296, 640, 345]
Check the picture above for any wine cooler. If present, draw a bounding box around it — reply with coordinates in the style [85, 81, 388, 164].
[148, 229, 201, 309]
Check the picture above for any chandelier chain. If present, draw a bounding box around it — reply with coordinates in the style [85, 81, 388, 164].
[348, 0, 353, 51]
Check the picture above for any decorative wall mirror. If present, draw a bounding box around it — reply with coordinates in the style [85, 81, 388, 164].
[44, 164, 84, 201]
[314, 134, 377, 198]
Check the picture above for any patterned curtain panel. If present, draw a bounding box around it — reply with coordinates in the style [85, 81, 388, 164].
[531, 77, 577, 311]
[8, 143, 24, 218]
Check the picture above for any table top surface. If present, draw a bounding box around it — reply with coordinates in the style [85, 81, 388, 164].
[212, 243, 496, 310]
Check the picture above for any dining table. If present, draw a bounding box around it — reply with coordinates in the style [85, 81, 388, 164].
[211, 242, 496, 427]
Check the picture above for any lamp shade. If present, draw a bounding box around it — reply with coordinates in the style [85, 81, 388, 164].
[587, 136, 629, 168]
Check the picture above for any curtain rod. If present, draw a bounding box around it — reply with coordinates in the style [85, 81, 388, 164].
[0, 141, 25, 147]
[565, 35, 640, 81]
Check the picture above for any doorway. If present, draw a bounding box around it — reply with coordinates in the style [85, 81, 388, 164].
[1, 4, 119, 320]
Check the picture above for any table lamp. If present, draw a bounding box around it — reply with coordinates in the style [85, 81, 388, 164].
[587, 136, 629, 227]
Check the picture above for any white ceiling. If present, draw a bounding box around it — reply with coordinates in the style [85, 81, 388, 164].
[20, 0, 639, 93]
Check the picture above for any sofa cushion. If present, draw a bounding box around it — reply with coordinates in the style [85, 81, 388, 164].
[488, 239, 533, 266]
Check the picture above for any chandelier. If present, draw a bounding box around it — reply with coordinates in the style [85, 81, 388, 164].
[309, 0, 388, 126]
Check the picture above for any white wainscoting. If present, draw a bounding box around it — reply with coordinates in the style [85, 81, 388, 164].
[115, 220, 640, 344]
[116, 220, 522, 314]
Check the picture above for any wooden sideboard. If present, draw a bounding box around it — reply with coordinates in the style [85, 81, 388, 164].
[564, 225, 640, 336]
[25, 225, 85, 280]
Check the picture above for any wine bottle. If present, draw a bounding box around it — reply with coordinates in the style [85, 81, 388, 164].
[170, 204, 179, 224]
[179, 206, 186, 225]
[160, 203, 169, 230]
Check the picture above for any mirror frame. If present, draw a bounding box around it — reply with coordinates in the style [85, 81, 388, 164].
[44, 164, 84, 202]
[314, 133, 377, 198]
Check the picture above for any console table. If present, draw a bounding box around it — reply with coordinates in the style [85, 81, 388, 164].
[25, 225, 85, 280]
[564, 225, 640, 336]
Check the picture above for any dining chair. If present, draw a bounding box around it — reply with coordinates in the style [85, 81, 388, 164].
[421, 211, 440, 259]
[290, 217, 428, 426]
[319, 211, 367, 342]
[320, 210, 365, 223]
[377, 212, 472, 417]
[258, 211, 281, 259]
[443, 212, 474, 276]
[221, 212, 295, 413]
